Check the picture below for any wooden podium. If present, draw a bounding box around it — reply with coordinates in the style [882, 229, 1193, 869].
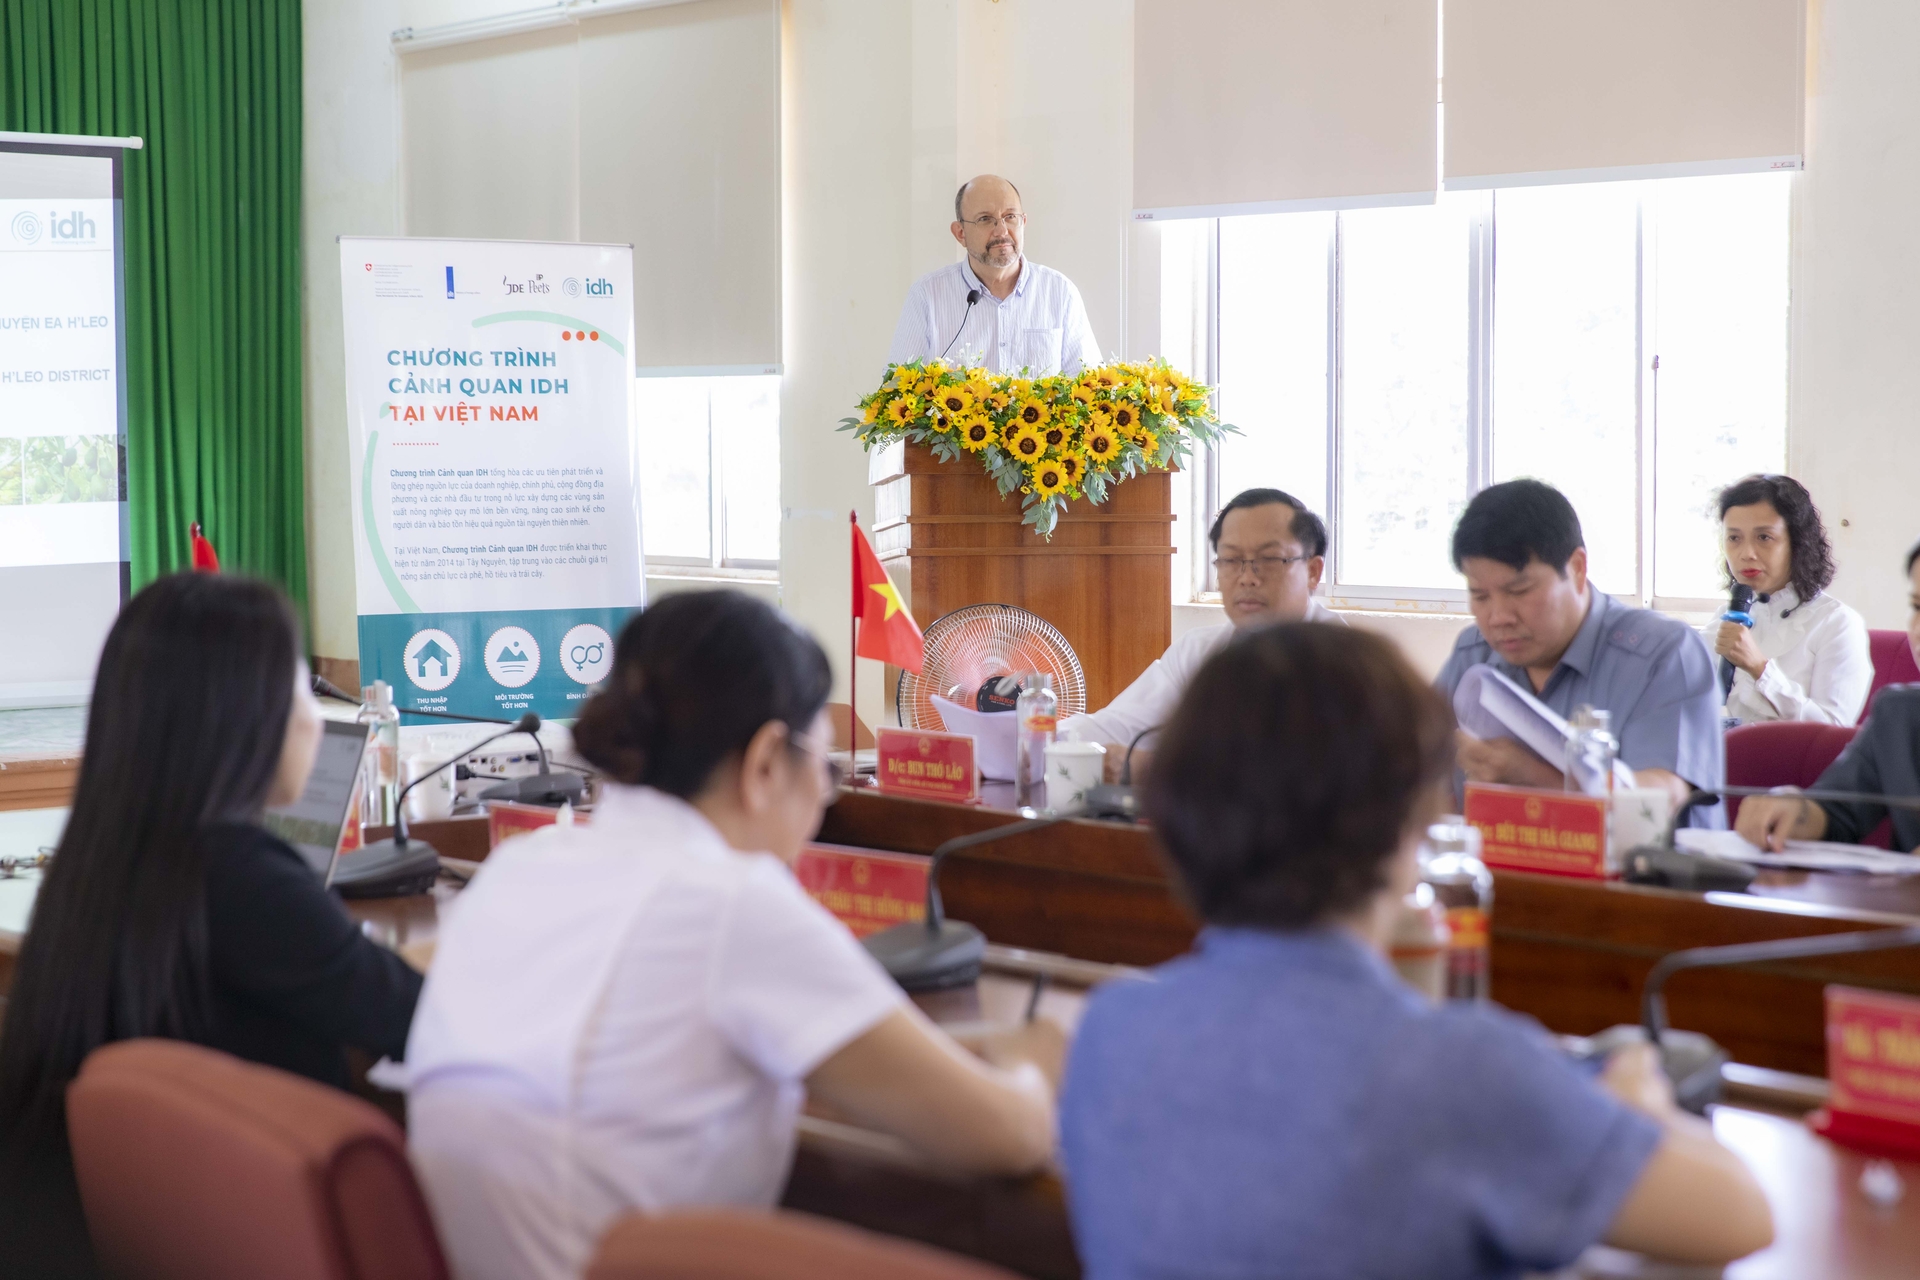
[869, 442, 1174, 716]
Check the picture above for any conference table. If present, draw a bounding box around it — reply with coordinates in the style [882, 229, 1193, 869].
[2, 796, 1919, 1277]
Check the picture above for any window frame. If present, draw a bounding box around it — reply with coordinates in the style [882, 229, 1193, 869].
[1191, 179, 1788, 617]
[635, 373, 780, 577]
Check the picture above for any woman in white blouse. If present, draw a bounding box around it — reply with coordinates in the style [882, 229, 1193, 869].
[404, 592, 1059, 1280]
[1712, 474, 1871, 726]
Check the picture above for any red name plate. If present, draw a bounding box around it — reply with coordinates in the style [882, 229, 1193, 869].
[1464, 783, 1609, 879]
[874, 727, 978, 802]
[794, 841, 930, 938]
[487, 800, 589, 850]
[1812, 986, 1920, 1158]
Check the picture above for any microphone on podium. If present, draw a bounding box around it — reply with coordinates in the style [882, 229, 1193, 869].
[332, 711, 544, 898]
[1718, 583, 1757, 698]
[938, 288, 982, 361]
[863, 815, 1068, 991]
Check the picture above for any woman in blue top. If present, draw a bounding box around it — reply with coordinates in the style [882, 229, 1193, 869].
[1060, 623, 1772, 1280]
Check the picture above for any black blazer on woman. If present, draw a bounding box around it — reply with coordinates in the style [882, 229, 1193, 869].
[0, 822, 425, 1278]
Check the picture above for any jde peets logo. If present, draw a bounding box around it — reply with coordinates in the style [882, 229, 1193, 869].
[12, 210, 99, 245]
[562, 276, 616, 298]
[502, 273, 551, 296]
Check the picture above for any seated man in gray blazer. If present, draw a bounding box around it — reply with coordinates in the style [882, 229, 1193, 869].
[1738, 539, 1920, 853]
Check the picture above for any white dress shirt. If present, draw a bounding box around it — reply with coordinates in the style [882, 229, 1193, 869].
[1711, 585, 1872, 726]
[888, 258, 1102, 376]
[1070, 600, 1346, 751]
[404, 784, 903, 1280]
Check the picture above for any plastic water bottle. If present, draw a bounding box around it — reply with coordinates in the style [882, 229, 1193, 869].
[1421, 816, 1494, 1002]
[1565, 705, 1619, 799]
[358, 681, 403, 827]
[1014, 673, 1057, 811]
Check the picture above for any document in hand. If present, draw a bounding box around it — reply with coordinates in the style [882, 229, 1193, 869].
[1452, 664, 1637, 796]
[932, 695, 1018, 781]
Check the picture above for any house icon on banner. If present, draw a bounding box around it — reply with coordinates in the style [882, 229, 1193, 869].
[414, 638, 453, 680]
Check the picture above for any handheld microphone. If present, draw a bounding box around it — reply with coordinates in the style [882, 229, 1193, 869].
[938, 288, 981, 361]
[1719, 583, 1757, 698]
[332, 712, 544, 898]
[862, 815, 1068, 991]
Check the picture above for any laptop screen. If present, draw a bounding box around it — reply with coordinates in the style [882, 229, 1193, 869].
[263, 719, 371, 879]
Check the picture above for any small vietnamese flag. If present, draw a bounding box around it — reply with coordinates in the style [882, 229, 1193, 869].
[189, 522, 220, 572]
[852, 520, 924, 674]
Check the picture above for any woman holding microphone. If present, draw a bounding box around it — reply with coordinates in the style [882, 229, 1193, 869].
[1712, 474, 1870, 726]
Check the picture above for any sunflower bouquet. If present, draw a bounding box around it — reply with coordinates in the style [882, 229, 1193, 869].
[839, 359, 1235, 536]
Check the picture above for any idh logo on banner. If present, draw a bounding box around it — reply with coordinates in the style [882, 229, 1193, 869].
[10, 210, 98, 246]
[560, 277, 615, 298]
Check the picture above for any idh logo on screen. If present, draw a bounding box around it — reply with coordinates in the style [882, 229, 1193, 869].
[10, 210, 97, 246]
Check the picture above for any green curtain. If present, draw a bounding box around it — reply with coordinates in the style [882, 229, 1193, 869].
[0, 0, 305, 610]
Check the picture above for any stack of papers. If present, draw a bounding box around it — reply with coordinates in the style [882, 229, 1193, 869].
[1453, 665, 1637, 796]
[931, 695, 1017, 781]
[1675, 828, 1920, 875]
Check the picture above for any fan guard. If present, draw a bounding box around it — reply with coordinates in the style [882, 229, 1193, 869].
[896, 603, 1087, 730]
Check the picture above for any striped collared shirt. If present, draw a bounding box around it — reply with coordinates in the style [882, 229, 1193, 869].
[887, 257, 1102, 376]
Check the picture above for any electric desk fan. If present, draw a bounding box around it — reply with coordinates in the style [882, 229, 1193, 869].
[896, 603, 1087, 728]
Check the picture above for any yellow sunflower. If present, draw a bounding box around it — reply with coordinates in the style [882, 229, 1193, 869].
[1030, 460, 1069, 497]
[1014, 398, 1050, 430]
[1109, 403, 1139, 433]
[1086, 404, 1115, 432]
[1152, 385, 1179, 415]
[956, 413, 996, 452]
[1069, 382, 1095, 406]
[1057, 452, 1087, 486]
[890, 364, 919, 389]
[937, 386, 976, 416]
[964, 378, 995, 406]
[1092, 368, 1120, 390]
[1084, 427, 1119, 463]
[885, 396, 918, 426]
[1039, 421, 1071, 454]
[860, 399, 881, 425]
[932, 409, 954, 434]
[1004, 426, 1045, 462]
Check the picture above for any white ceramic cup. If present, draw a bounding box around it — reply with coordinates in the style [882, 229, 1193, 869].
[402, 753, 457, 823]
[1045, 740, 1107, 814]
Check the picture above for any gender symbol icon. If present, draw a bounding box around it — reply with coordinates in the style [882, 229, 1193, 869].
[560, 623, 614, 685]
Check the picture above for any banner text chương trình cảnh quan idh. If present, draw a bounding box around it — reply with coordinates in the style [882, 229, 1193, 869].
[339, 239, 644, 723]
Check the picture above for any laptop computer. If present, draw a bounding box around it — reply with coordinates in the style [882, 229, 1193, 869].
[263, 719, 372, 887]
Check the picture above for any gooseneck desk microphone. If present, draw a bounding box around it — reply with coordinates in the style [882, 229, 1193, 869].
[1622, 784, 1920, 893]
[862, 815, 1068, 991]
[335, 711, 544, 898]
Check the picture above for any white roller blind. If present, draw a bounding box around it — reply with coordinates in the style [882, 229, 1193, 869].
[399, 0, 780, 370]
[401, 28, 581, 244]
[1444, 0, 1806, 190]
[1133, 0, 1438, 220]
[579, 0, 779, 371]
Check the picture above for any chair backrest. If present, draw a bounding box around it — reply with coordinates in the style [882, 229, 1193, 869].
[586, 1209, 1025, 1280]
[1863, 630, 1920, 723]
[66, 1039, 449, 1280]
[1723, 720, 1893, 847]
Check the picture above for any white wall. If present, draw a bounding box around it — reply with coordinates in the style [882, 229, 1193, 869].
[1788, 0, 1920, 630]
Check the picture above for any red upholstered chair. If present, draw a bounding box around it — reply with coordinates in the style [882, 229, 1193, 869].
[1862, 629, 1920, 723]
[1723, 720, 1891, 847]
[586, 1209, 1024, 1280]
[65, 1039, 449, 1280]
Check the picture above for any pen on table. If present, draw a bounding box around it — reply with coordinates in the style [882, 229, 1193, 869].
[1024, 972, 1050, 1023]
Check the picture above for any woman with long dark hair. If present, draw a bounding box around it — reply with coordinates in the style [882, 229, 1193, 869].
[405, 590, 1058, 1280]
[0, 574, 424, 1277]
[1712, 474, 1871, 725]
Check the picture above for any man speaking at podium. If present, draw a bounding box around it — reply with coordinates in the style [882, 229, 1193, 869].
[888, 174, 1102, 376]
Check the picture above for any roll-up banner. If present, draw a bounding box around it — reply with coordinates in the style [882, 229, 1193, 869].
[339, 237, 643, 724]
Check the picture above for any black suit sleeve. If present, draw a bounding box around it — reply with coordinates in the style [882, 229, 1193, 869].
[202, 825, 423, 1063]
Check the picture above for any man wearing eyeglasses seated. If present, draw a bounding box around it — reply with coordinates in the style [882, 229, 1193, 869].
[1069, 489, 1343, 779]
[887, 174, 1101, 376]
